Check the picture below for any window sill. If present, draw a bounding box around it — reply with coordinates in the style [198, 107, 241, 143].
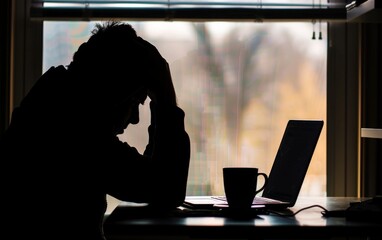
[361, 128, 382, 139]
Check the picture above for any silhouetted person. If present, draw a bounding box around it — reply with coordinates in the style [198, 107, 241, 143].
[1, 21, 190, 240]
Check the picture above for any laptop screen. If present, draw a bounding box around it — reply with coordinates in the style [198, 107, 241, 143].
[261, 120, 324, 206]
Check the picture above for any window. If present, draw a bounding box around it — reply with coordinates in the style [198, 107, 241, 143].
[43, 21, 327, 211]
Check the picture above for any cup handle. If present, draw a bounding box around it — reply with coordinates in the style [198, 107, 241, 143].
[255, 173, 268, 194]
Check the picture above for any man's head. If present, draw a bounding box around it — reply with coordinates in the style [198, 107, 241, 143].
[68, 21, 154, 133]
[68, 21, 150, 105]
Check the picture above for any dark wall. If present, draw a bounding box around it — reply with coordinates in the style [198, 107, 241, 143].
[361, 23, 382, 196]
[0, 0, 12, 135]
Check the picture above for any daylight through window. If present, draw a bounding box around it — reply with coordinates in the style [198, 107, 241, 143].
[43, 21, 327, 210]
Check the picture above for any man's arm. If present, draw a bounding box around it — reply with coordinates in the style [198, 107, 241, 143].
[139, 37, 190, 209]
[105, 38, 190, 209]
[144, 101, 190, 209]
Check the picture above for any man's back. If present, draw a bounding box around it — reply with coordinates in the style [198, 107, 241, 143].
[1, 66, 109, 239]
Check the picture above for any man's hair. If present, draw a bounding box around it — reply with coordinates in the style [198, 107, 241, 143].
[68, 21, 140, 72]
[90, 21, 137, 37]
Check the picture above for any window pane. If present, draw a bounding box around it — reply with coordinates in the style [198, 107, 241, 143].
[43, 21, 327, 207]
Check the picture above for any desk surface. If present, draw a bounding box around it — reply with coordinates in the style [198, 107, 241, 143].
[104, 197, 381, 239]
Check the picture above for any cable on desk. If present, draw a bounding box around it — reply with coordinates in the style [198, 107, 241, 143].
[267, 205, 328, 217]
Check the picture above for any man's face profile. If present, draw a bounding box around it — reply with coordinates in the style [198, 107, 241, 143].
[110, 87, 148, 135]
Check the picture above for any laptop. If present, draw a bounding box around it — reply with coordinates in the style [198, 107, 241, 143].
[183, 120, 324, 210]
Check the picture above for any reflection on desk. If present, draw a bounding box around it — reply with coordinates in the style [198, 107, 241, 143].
[104, 197, 381, 240]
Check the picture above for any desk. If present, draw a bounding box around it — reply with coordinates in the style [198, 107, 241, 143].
[104, 197, 381, 240]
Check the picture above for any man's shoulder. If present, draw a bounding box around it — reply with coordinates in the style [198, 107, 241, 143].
[44, 65, 67, 77]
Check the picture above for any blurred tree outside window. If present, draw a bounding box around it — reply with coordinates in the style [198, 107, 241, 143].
[44, 21, 327, 211]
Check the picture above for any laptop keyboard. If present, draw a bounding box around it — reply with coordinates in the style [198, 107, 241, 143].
[211, 196, 286, 205]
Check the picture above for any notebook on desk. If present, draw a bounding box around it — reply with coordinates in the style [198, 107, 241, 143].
[184, 120, 324, 210]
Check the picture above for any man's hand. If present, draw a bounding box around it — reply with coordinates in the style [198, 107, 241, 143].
[136, 37, 177, 106]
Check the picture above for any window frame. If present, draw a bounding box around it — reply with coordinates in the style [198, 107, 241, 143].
[10, 0, 360, 197]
